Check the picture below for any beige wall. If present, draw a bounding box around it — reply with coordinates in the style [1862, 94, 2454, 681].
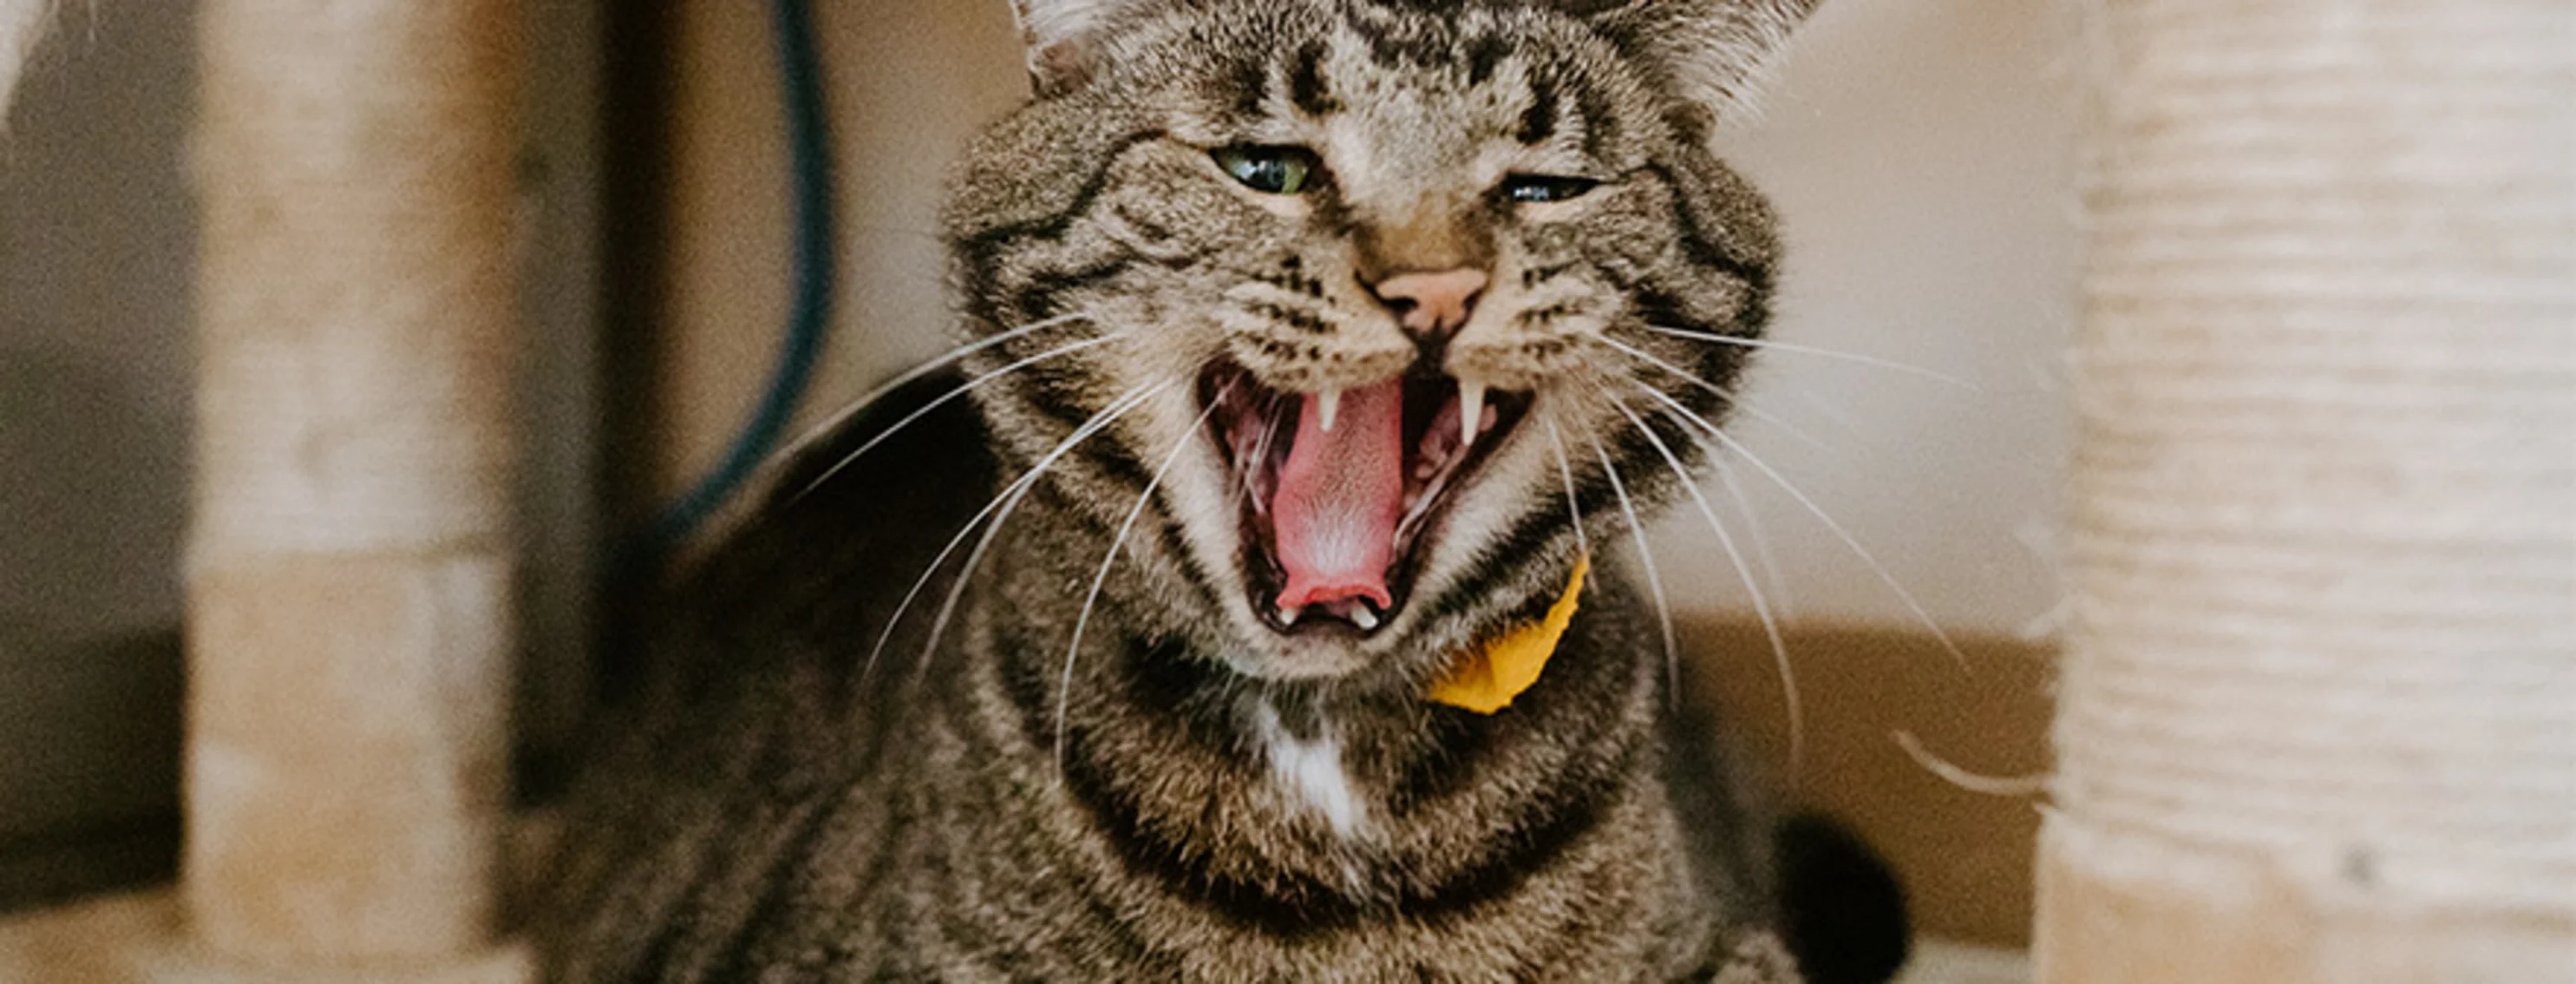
[649, 0, 2081, 639]
[1677, 0, 2079, 638]
[642, 0, 1025, 507]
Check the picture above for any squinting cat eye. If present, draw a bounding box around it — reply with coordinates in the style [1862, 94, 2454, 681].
[1500, 174, 1601, 203]
[1211, 145, 1320, 195]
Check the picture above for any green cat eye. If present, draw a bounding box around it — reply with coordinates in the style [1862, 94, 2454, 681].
[1212, 146, 1319, 195]
[1501, 174, 1601, 204]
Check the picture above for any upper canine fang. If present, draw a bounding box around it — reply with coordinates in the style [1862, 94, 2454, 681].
[1458, 379, 1487, 447]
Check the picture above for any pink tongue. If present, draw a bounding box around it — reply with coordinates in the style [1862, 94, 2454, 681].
[1272, 378, 1405, 613]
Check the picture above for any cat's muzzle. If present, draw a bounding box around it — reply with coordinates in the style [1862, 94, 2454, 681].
[1200, 358, 1531, 640]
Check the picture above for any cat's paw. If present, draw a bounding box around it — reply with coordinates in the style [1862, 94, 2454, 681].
[1710, 930, 1804, 984]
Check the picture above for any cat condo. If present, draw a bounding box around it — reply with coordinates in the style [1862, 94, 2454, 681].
[0, 0, 2567, 981]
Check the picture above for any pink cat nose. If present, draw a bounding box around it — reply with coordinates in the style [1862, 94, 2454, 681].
[1370, 268, 1488, 339]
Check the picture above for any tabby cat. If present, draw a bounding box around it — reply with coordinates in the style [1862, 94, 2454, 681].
[538, 1, 1886, 980]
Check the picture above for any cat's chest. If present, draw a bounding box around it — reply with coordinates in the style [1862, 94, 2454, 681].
[840, 623, 1732, 982]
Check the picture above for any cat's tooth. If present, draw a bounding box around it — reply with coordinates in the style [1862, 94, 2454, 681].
[1349, 605, 1381, 632]
[1317, 388, 1341, 433]
[1278, 605, 1304, 628]
[1457, 379, 1487, 447]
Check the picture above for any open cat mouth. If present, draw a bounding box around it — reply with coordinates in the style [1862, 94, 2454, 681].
[1200, 361, 1533, 638]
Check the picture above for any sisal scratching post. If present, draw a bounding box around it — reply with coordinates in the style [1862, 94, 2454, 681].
[2043, 1, 2576, 981]
[181, 1, 529, 980]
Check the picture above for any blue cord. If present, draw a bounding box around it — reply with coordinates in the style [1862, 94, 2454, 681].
[644, 0, 838, 556]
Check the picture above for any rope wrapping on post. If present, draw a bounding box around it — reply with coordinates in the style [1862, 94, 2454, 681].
[186, 0, 527, 977]
[2044, 0, 2575, 980]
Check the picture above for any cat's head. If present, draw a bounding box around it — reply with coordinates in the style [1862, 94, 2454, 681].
[948, 0, 1812, 685]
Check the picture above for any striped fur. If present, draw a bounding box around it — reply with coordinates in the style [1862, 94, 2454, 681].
[540, 1, 1825, 980]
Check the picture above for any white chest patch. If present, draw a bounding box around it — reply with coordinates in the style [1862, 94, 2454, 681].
[1255, 703, 1367, 838]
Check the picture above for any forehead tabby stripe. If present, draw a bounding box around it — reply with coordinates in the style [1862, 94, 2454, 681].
[1466, 34, 1509, 86]
[1229, 53, 1271, 119]
[1519, 73, 1561, 144]
[1573, 77, 1618, 157]
[1290, 41, 1337, 115]
[1340, 2, 1460, 69]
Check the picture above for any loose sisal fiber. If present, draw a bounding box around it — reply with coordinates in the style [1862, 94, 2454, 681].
[2043, 1, 2575, 981]
[186, 0, 526, 975]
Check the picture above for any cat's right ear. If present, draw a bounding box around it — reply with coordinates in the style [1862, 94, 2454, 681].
[1009, 0, 1141, 95]
[1574, 0, 1823, 123]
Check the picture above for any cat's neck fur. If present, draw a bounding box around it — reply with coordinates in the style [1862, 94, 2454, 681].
[905, 489, 1764, 974]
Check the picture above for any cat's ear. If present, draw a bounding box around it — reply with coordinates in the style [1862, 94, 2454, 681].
[1008, 0, 1148, 95]
[1577, 0, 1822, 122]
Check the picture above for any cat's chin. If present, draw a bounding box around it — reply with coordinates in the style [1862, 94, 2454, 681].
[1197, 359, 1532, 647]
[1218, 630, 1385, 683]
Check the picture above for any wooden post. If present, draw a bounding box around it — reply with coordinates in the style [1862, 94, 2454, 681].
[2043, 0, 2575, 981]
[183, 1, 529, 979]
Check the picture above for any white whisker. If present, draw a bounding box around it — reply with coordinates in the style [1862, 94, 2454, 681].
[913, 382, 1172, 682]
[1712, 462, 1795, 622]
[1587, 332, 1834, 455]
[1056, 385, 1230, 781]
[789, 324, 1121, 503]
[1893, 731, 2049, 798]
[784, 310, 1097, 454]
[857, 380, 1166, 686]
[1609, 392, 1802, 771]
[1581, 423, 1680, 706]
[1543, 415, 1589, 559]
[1639, 385, 1969, 671]
[1644, 324, 1979, 390]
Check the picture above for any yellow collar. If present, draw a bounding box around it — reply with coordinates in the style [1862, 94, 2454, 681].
[1428, 554, 1589, 714]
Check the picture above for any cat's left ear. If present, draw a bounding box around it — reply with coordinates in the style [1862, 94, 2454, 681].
[1008, 0, 1151, 96]
[1575, 0, 1823, 122]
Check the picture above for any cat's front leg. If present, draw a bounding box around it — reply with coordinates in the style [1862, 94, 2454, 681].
[1708, 931, 1806, 984]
